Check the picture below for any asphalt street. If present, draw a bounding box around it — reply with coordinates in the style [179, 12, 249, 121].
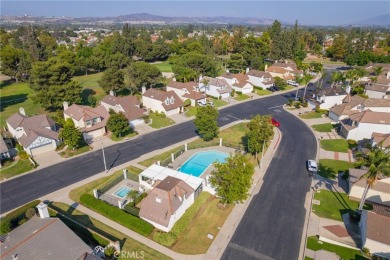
[0, 85, 319, 259]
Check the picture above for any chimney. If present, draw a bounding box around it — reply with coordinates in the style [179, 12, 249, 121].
[19, 107, 26, 116]
[226, 69, 229, 73]
[345, 85, 351, 94]
[386, 72, 390, 79]
[109, 90, 115, 96]
[245, 67, 249, 74]
[141, 86, 146, 94]
[63, 101, 69, 111]
[264, 64, 268, 70]
[37, 203, 50, 218]
[199, 74, 203, 82]
[173, 78, 176, 82]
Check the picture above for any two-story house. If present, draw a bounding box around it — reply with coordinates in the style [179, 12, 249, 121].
[63, 102, 110, 141]
[245, 69, 274, 89]
[265, 61, 303, 80]
[6, 108, 60, 156]
[166, 80, 206, 106]
[198, 76, 232, 99]
[100, 91, 146, 127]
[142, 88, 183, 116]
[218, 72, 254, 94]
[306, 87, 348, 110]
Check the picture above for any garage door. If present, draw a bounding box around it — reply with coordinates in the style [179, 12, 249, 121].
[130, 119, 144, 127]
[31, 143, 54, 157]
[83, 128, 105, 140]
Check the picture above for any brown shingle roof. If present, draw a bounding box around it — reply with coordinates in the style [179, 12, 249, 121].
[349, 110, 390, 124]
[365, 211, 390, 245]
[139, 176, 194, 228]
[266, 66, 289, 74]
[166, 80, 197, 92]
[0, 138, 9, 154]
[348, 168, 367, 184]
[375, 75, 390, 85]
[183, 91, 205, 101]
[362, 98, 390, 109]
[6, 113, 25, 129]
[371, 132, 390, 148]
[202, 76, 230, 87]
[64, 104, 110, 132]
[366, 83, 390, 93]
[246, 70, 272, 78]
[101, 95, 146, 121]
[143, 89, 183, 111]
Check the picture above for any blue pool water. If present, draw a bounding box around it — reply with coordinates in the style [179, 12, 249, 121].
[178, 151, 229, 177]
[114, 186, 132, 198]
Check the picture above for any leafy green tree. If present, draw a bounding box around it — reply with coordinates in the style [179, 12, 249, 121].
[227, 53, 247, 71]
[0, 45, 31, 82]
[194, 105, 219, 141]
[106, 112, 131, 138]
[59, 119, 83, 149]
[327, 34, 347, 60]
[250, 57, 265, 71]
[247, 115, 274, 161]
[98, 67, 125, 93]
[172, 52, 218, 82]
[34, 81, 82, 111]
[274, 77, 287, 89]
[126, 61, 161, 89]
[354, 146, 390, 211]
[209, 152, 254, 205]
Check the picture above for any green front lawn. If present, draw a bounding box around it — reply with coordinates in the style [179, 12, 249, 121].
[312, 190, 372, 221]
[185, 106, 197, 117]
[149, 113, 175, 129]
[307, 236, 367, 260]
[138, 146, 182, 167]
[150, 61, 173, 73]
[299, 111, 323, 119]
[109, 130, 138, 142]
[318, 159, 354, 179]
[0, 159, 35, 180]
[59, 144, 91, 158]
[256, 89, 273, 96]
[210, 98, 228, 108]
[320, 139, 349, 153]
[50, 202, 170, 260]
[312, 123, 335, 132]
[234, 93, 250, 101]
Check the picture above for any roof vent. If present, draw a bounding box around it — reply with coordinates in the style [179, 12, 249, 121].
[379, 120, 385, 124]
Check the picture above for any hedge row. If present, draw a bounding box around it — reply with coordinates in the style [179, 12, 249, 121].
[0, 200, 41, 234]
[153, 192, 210, 247]
[80, 194, 153, 236]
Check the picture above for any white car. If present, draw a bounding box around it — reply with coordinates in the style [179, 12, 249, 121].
[287, 80, 299, 86]
[306, 160, 318, 172]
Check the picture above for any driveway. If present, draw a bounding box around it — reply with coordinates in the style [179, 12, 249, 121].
[33, 150, 65, 168]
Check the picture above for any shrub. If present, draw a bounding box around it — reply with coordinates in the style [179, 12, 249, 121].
[231, 89, 236, 97]
[294, 102, 301, 108]
[123, 205, 140, 217]
[0, 220, 11, 234]
[347, 139, 358, 146]
[0, 200, 40, 234]
[153, 231, 177, 247]
[342, 171, 350, 180]
[143, 115, 150, 124]
[183, 99, 191, 107]
[18, 218, 27, 225]
[80, 194, 153, 236]
[134, 192, 147, 205]
[362, 247, 370, 256]
[105, 246, 117, 259]
[18, 150, 29, 160]
[301, 101, 308, 107]
[287, 98, 294, 106]
[25, 208, 36, 219]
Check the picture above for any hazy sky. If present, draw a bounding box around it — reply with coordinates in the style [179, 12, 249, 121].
[2, 1, 389, 26]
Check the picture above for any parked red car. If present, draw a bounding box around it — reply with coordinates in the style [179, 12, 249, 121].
[271, 118, 280, 127]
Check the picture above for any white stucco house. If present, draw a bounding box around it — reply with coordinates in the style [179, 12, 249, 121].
[359, 210, 390, 259]
[365, 83, 390, 99]
[265, 61, 302, 81]
[198, 76, 232, 99]
[6, 108, 60, 157]
[245, 69, 274, 89]
[218, 72, 254, 94]
[166, 80, 206, 106]
[142, 88, 183, 116]
[340, 111, 390, 141]
[63, 102, 110, 141]
[100, 91, 146, 127]
[306, 87, 348, 110]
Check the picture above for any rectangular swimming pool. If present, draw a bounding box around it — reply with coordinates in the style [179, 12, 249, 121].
[178, 150, 229, 177]
[114, 186, 132, 198]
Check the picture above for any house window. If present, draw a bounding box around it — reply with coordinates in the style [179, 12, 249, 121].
[86, 120, 92, 126]
[170, 97, 174, 104]
[165, 98, 170, 105]
[92, 117, 100, 124]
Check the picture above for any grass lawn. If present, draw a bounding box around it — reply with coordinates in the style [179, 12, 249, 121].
[256, 89, 272, 96]
[73, 72, 106, 101]
[185, 106, 197, 117]
[210, 98, 228, 108]
[312, 123, 335, 132]
[109, 130, 138, 142]
[312, 190, 372, 221]
[59, 145, 91, 158]
[150, 61, 173, 73]
[138, 146, 182, 167]
[282, 85, 295, 91]
[320, 139, 349, 153]
[0, 82, 46, 127]
[50, 202, 170, 260]
[0, 159, 35, 180]
[305, 257, 314, 260]
[234, 93, 250, 101]
[172, 194, 233, 254]
[307, 236, 367, 260]
[299, 111, 323, 119]
[149, 113, 175, 129]
[318, 159, 354, 179]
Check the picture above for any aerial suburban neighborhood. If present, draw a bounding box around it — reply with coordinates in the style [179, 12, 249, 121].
[0, 2, 389, 260]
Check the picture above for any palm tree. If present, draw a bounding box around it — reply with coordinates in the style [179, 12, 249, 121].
[354, 145, 390, 211]
[331, 71, 343, 87]
[297, 73, 314, 100]
[373, 66, 383, 76]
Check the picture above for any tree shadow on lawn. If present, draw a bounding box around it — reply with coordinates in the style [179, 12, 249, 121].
[0, 93, 28, 111]
[0, 79, 16, 89]
[80, 88, 96, 105]
[318, 164, 338, 179]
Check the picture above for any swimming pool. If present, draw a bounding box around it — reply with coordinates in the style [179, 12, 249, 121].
[114, 186, 132, 198]
[178, 151, 229, 177]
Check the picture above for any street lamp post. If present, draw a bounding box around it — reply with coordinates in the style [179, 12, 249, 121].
[101, 140, 107, 172]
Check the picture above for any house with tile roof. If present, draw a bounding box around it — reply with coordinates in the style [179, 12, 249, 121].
[198, 76, 232, 99]
[340, 111, 390, 141]
[166, 80, 206, 106]
[100, 91, 147, 127]
[139, 175, 195, 232]
[306, 86, 348, 110]
[142, 88, 183, 116]
[371, 132, 390, 148]
[218, 72, 254, 94]
[63, 102, 110, 141]
[6, 108, 60, 156]
[359, 209, 390, 258]
[265, 61, 302, 81]
[245, 69, 274, 89]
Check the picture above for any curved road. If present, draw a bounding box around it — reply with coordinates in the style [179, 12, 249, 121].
[0, 87, 317, 259]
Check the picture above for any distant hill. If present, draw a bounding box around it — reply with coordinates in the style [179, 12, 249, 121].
[352, 14, 390, 26]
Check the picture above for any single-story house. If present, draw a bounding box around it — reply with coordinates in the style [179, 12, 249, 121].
[198, 76, 231, 100]
[328, 95, 365, 122]
[100, 91, 146, 127]
[63, 102, 110, 141]
[371, 132, 390, 148]
[365, 83, 390, 99]
[6, 108, 60, 156]
[359, 209, 390, 259]
[245, 69, 274, 89]
[142, 88, 183, 116]
[306, 87, 348, 110]
[340, 111, 390, 141]
[166, 80, 206, 106]
[218, 72, 254, 94]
